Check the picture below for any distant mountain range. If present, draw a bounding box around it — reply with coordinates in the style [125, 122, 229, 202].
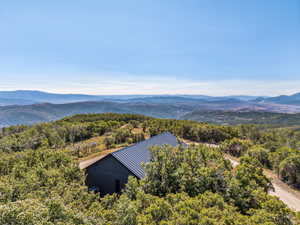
[0, 90, 299, 105]
[0, 90, 109, 105]
[0, 98, 37, 106]
[0, 90, 300, 127]
[0, 101, 194, 127]
[254, 93, 300, 106]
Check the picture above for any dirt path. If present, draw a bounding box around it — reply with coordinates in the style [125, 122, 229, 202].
[223, 154, 300, 211]
[79, 154, 106, 169]
[270, 182, 300, 212]
[181, 139, 300, 211]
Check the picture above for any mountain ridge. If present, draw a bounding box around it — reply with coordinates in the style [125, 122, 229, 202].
[0, 90, 271, 106]
[254, 92, 300, 105]
[1, 90, 299, 106]
[1, 100, 300, 127]
[1, 90, 300, 127]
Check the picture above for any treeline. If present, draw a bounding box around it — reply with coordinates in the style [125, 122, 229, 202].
[0, 113, 149, 153]
[0, 122, 114, 152]
[144, 119, 240, 143]
[0, 113, 240, 154]
[61, 113, 151, 123]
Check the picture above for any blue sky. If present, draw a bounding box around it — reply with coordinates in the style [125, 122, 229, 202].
[0, 0, 299, 96]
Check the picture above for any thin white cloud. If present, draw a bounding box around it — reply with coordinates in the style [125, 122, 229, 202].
[0, 74, 299, 96]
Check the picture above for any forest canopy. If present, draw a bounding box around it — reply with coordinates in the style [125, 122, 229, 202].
[0, 113, 300, 224]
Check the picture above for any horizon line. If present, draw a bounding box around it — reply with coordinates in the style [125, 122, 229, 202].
[1, 89, 300, 97]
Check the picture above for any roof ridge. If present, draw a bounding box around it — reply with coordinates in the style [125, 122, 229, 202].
[111, 131, 173, 155]
[82, 131, 179, 176]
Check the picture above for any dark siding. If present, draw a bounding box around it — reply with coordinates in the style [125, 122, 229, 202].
[86, 155, 135, 195]
[85, 132, 181, 195]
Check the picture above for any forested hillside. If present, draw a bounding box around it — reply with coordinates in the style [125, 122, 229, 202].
[0, 113, 300, 224]
[2, 100, 300, 127]
[182, 110, 300, 126]
[0, 101, 194, 127]
[261, 93, 300, 106]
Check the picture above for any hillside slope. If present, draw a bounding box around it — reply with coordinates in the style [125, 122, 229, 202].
[181, 110, 300, 126]
[0, 98, 37, 106]
[0, 90, 264, 105]
[255, 92, 300, 106]
[0, 101, 193, 127]
[2, 99, 300, 127]
[0, 90, 105, 105]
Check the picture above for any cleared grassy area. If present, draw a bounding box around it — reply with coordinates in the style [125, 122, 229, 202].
[76, 127, 146, 160]
[78, 144, 129, 162]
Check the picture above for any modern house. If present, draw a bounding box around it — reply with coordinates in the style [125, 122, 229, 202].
[82, 132, 180, 195]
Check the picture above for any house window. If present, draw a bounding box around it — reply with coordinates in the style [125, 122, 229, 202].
[115, 179, 121, 193]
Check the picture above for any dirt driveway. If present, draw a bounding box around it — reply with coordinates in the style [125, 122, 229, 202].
[224, 154, 300, 211]
[182, 139, 300, 211]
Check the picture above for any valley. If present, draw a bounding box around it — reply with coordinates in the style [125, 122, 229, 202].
[1, 90, 300, 127]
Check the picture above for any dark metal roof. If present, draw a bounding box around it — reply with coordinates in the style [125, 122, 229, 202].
[111, 132, 179, 178]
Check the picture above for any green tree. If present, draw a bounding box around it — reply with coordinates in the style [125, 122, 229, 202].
[221, 138, 253, 157]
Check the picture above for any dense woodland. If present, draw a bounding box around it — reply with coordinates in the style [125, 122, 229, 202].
[0, 113, 300, 224]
